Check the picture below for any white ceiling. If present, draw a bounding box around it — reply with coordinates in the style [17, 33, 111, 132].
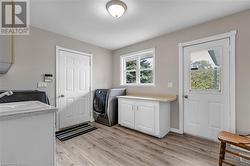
[30, 0, 250, 50]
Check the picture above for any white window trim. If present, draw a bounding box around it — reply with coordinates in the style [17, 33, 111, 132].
[120, 48, 156, 86]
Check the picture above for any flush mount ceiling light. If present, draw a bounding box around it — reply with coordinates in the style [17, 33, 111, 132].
[106, 0, 127, 18]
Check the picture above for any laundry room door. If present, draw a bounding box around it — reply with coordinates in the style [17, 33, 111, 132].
[56, 47, 92, 129]
[183, 38, 231, 141]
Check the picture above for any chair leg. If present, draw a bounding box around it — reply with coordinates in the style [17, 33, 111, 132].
[219, 142, 226, 166]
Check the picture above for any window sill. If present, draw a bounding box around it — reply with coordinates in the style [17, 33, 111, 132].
[120, 83, 156, 87]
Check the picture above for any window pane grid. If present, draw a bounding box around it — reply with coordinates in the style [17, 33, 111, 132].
[125, 69, 136, 72]
[121, 49, 155, 85]
[139, 68, 153, 71]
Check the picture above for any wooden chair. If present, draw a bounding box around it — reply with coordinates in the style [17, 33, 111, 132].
[218, 131, 250, 166]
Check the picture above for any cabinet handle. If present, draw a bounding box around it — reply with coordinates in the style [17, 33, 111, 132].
[133, 105, 138, 110]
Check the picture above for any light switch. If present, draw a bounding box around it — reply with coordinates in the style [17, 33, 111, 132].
[37, 82, 48, 88]
[168, 82, 173, 88]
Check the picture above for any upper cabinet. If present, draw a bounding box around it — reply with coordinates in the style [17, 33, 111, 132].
[0, 35, 15, 74]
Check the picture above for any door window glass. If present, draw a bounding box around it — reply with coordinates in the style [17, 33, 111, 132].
[190, 47, 221, 91]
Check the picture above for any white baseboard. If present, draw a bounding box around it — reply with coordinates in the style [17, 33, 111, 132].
[170, 128, 183, 134]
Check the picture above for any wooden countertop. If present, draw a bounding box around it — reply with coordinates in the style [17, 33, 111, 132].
[117, 94, 177, 102]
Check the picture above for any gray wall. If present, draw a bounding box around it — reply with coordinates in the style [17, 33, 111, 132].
[0, 26, 113, 106]
[0, 10, 249, 134]
[112, 10, 250, 134]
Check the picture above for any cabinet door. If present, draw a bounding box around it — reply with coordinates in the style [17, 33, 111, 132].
[135, 101, 155, 135]
[118, 99, 135, 129]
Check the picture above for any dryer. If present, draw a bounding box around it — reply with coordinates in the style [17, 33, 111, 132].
[93, 88, 126, 126]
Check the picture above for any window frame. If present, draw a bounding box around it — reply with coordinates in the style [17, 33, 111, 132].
[120, 48, 155, 86]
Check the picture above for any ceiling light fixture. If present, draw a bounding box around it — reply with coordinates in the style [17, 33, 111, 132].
[106, 0, 127, 18]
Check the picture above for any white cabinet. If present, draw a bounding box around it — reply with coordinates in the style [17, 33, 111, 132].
[135, 101, 155, 135]
[0, 101, 57, 166]
[119, 99, 135, 128]
[118, 96, 175, 138]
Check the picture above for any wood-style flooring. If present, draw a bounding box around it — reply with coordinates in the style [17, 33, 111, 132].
[56, 123, 243, 166]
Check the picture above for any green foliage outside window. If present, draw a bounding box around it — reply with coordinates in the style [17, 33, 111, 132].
[140, 57, 153, 83]
[140, 57, 152, 69]
[126, 71, 136, 83]
[126, 60, 136, 70]
[191, 60, 220, 91]
[140, 70, 153, 83]
[125, 56, 154, 84]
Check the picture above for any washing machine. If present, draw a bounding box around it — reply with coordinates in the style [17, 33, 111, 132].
[93, 88, 126, 126]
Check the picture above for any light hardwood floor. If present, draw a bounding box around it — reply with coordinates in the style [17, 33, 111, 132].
[56, 123, 237, 166]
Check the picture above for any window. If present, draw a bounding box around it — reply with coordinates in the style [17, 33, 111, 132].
[189, 47, 222, 91]
[121, 48, 155, 86]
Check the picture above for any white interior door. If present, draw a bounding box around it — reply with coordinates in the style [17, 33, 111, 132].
[57, 48, 91, 129]
[183, 38, 230, 141]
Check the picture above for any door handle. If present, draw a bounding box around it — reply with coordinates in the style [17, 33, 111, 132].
[59, 94, 65, 98]
[183, 95, 188, 99]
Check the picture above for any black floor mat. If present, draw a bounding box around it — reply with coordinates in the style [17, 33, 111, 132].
[56, 123, 97, 141]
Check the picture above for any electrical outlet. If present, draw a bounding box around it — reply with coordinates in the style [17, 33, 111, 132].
[37, 82, 48, 88]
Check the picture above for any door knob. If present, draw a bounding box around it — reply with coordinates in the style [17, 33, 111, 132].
[184, 95, 188, 99]
[59, 94, 65, 98]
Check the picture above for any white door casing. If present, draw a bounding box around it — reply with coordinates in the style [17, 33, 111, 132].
[178, 31, 236, 140]
[56, 46, 92, 129]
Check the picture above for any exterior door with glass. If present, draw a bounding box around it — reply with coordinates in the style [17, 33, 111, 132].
[183, 38, 230, 141]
